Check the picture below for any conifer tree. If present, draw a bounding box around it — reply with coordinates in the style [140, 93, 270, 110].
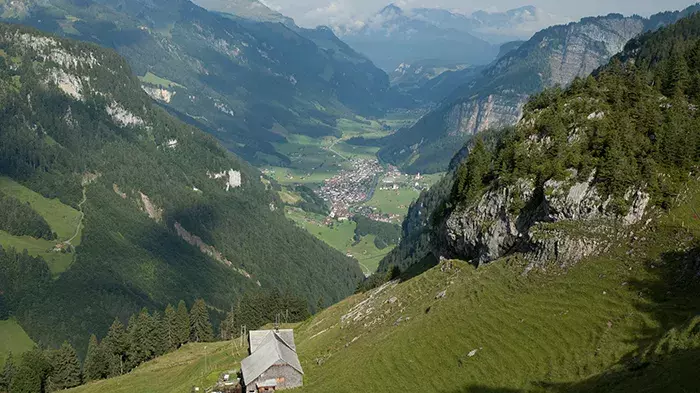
[103, 318, 127, 377]
[0, 352, 14, 392]
[150, 310, 167, 357]
[189, 299, 214, 343]
[164, 304, 178, 351]
[219, 308, 236, 341]
[84, 334, 106, 382]
[176, 300, 190, 347]
[11, 350, 49, 393]
[127, 310, 149, 368]
[48, 341, 81, 390]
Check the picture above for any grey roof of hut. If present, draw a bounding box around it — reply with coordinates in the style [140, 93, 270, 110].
[249, 329, 296, 353]
[241, 330, 303, 385]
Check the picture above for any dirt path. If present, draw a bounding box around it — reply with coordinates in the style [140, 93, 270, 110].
[65, 186, 86, 245]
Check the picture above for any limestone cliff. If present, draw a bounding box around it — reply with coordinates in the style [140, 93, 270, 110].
[379, 5, 700, 174]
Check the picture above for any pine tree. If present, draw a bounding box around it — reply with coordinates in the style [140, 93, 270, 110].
[84, 334, 106, 382]
[175, 300, 190, 347]
[126, 310, 149, 368]
[189, 299, 214, 343]
[10, 350, 49, 393]
[0, 353, 14, 392]
[164, 304, 178, 351]
[48, 341, 81, 390]
[103, 318, 127, 377]
[219, 308, 236, 341]
[150, 310, 167, 357]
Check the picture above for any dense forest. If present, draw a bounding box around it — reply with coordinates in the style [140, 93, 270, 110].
[0, 23, 362, 356]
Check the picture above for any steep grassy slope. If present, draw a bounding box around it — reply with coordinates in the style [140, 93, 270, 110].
[69, 184, 700, 392]
[0, 23, 362, 354]
[68, 341, 245, 393]
[289, 184, 700, 392]
[0, 0, 389, 167]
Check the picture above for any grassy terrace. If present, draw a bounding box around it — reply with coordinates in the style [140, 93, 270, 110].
[0, 176, 82, 275]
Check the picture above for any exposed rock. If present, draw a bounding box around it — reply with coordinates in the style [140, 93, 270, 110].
[107, 101, 145, 127]
[139, 192, 163, 222]
[442, 171, 650, 269]
[49, 69, 84, 100]
[208, 169, 242, 191]
[113, 184, 127, 199]
[142, 85, 175, 103]
[173, 221, 253, 280]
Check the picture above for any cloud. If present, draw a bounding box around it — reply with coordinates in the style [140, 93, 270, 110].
[267, 0, 699, 29]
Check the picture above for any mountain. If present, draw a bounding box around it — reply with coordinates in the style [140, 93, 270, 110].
[39, 11, 700, 393]
[382, 7, 700, 275]
[337, 4, 499, 72]
[0, 0, 389, 167]
[378, 5, 700, 174]
[0, 22, 363, 354]
[190, 0, 294, 25]
[468, 5, 567, 43]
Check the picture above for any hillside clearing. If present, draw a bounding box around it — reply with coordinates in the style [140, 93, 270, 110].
[0, 319, 35, 367]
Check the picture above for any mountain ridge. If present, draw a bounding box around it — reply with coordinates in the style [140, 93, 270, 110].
[378, 4, 700, 174]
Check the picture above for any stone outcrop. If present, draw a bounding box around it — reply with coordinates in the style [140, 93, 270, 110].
[441, 171, 650, 269]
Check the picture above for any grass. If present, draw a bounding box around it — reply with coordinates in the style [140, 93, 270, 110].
[0, 176, 82, 275]
[68, 341, 245, 393]
[364, 187, 421, 217]
[0, 176, 81, 241]
[266, 167, 339, 186]
[285, 208, 391, 274]
[58, 183, 700, 393]
[0, 231, 74, 275]
[0, 319, 35, 367]
[138, 72, 184, 89]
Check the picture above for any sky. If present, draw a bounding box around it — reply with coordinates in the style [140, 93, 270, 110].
[261, 0, 700, 29]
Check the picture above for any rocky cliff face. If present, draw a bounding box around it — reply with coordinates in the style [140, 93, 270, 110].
[441, 170, 651, 270]
[440, 15, 646, 137]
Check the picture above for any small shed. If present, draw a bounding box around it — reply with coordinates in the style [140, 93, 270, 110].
[241, 330, 303, 392]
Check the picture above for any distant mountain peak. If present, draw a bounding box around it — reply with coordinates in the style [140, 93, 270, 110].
[379, 3, 404, 16]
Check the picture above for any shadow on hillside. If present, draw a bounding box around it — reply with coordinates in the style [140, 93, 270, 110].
[627, 243, 700, 346]
[399, 252, 439, 282]
[445, 387, 525, 393]
[538, 347, 700, 393]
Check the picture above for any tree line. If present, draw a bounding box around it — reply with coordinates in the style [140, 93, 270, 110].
[0, 299, 213, 393]
[0, 191, 56, 241]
